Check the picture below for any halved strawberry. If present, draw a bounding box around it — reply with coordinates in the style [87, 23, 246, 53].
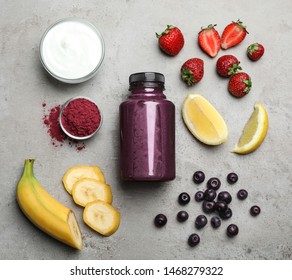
[198, 24, 221, 57]
[221, 20, 248, 50]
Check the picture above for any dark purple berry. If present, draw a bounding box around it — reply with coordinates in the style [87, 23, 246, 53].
[219, 208, 233, 220]
[207, 177, 221, 190]
[194, 191, 205, 202]
[177, 210, 189, 222]
[154, 214, 167, 227]
[204, 189, 217, 201]
[217, 191, 232, 204]
[227, 224, 239, 237]
[215, 201, 228, 212]
[210, 216, 221, 229]
[237, 189, 248, 200]
[195, 215, 208, 229]
[227, 172, 238, 184]
[178, 192, 190, 205]
[193, 171, 205, 184]
[250, 205, 261, 216]
[188, 233, 200, 247]
[202, 200, 216, 214]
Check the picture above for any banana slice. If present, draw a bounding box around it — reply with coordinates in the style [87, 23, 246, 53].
[83, 200, 120, 236]
[72, 178, 112, 207]
[62, 166, 105, 195]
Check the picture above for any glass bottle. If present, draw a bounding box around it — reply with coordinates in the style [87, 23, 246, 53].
[119, 72, 175, 181]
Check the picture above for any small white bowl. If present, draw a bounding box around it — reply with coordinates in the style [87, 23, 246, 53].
[59, 96, 102, 140]
[40, 18, 105, 84]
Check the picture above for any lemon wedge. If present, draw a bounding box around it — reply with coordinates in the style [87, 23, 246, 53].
[232, 102, 268, 154]
[182, 94, 228, 145]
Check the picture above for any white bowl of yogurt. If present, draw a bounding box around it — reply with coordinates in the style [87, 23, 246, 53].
[40, 18, 105, 84]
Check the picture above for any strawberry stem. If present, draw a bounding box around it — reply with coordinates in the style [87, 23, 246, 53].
[228, 63, 242, 76]
[156, 25, 175, 38]
[247, 43, 259, 54]
[181, 68, 195, 86]
[243, 79, 252, 93]
[235, 19, 249, 34]
[201, 24, 217, 30]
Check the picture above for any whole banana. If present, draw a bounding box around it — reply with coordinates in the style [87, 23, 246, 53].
[16, 159, 82, 250]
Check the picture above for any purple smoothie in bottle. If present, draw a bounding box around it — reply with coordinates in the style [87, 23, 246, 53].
[120, 72, 175, 181]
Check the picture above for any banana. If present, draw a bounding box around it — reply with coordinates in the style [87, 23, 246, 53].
[62, 166, 105, 195]
[83, 200, 120, 236]
[72, 178, 113, 207]
[16, 159, 83, 250]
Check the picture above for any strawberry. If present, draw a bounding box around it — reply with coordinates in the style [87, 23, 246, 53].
[216, 55, 241, 77]
[156, 25, 184, 56]
[198, 24, 221, 57]
[228, 72, 252, 98]
[221, 20, 248, 49]
[181, 58, 204, 86]
[247, 43, 265, 61]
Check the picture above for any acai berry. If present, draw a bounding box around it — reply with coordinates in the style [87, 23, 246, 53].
[154, 214, 167, 227]
[193, 171, 205, 184]
[227, 172, 238, 184]
[237, 189, 248, 200]
[195, 215, 208, 229]
[194, 191, 205, 202]
[226, 224, 239, 237]
[188, 233, 200, 247]
[178, 192, 191, 205]
[215, 201, 228, 213]
[217, 191, 232, 204]
[210, 216, 221, 229]
[177, 211, 189, 222]
[219, 208, 233, 220]
[207, 177, 221, 190]
[250, 205, 261, 216]
[202, 200, 216, 214]
[204, 189, 217, 201]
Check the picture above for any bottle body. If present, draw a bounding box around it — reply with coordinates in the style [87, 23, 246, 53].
[120, 73, 175, 181]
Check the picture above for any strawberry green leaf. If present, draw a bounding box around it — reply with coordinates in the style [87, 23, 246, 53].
[234, 19, 249, 33]
[247, 43, 259, 54]
[156, 25, 175, 38]
[181, 68, 195, 86]
[243, 79, 252, 93]
[201, 24, 217, 31]
[228, 63, 242, 76]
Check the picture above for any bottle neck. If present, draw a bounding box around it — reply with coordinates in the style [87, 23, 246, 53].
[129, 82, 166, 99]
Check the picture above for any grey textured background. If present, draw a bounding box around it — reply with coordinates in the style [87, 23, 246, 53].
[1, 0, 292, 260]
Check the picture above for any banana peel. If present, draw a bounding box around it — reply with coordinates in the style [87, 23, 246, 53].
[16, 159, 82, 250]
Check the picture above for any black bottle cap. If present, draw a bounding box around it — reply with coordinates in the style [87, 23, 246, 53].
[129, 72, 165, 90]
[129, 72, 165, 84]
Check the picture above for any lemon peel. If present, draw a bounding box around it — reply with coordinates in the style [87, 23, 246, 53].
[232, 102, 268, 154]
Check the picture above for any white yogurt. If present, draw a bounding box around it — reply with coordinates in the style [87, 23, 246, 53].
[40, 19, 105, 83]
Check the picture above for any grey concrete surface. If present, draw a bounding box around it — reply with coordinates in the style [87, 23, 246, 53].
[1, 0, 292, 260]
